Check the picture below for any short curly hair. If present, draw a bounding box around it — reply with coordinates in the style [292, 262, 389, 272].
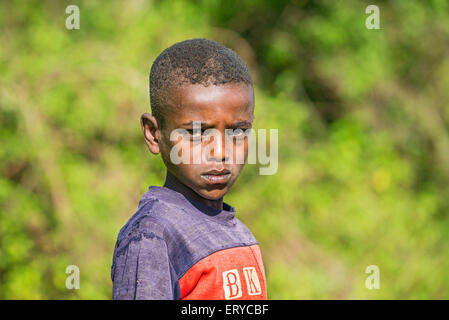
[149, 38, 253, 128]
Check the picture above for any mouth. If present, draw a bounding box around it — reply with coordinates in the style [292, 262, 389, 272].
[200, 169, 232, 184]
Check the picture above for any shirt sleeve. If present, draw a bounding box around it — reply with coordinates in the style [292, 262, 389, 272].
[111, 218, 177, 300]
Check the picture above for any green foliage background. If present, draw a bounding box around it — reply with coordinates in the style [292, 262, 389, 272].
[1, 0, 449, 299]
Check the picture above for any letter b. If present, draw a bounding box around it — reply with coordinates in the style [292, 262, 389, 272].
[222, 269, 242, 299]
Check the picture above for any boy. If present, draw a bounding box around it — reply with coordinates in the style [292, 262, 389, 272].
[111, 38, 267, 300]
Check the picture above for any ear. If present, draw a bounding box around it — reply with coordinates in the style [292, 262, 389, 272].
[140, 113, 161, 154]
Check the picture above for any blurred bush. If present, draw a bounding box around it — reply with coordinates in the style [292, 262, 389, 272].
[0, 0, 448, 299]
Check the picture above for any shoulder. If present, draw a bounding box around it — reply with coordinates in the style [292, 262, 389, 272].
[115, 189, 189, 247]
[117, 199, 174, 241]
[113, 205, 165, 258]
[233, 216, 259, 244]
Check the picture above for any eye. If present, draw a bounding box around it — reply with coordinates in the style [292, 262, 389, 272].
[226, 128, 249, 138]
[186, 129, 205, 138]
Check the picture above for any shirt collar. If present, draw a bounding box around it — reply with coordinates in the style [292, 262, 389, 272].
[143, 186, 236, 221]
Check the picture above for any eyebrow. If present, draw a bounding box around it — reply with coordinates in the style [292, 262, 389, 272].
[181, 120, 252, 127]
[181, 121, 206, 126]
[232, 121, 252, 127]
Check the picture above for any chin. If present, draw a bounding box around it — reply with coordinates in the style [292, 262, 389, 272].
[197, 187, 228, 201]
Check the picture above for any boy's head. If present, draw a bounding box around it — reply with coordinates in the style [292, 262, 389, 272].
[141, 38, 255, 201]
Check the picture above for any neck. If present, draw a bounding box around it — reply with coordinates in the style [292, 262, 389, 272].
[163, 171, 223, 210]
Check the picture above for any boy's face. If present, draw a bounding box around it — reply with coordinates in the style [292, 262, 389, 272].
[156, 83, 254, 201]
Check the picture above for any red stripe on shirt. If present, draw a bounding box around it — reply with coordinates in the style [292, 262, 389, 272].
[179, 244, 267, 300]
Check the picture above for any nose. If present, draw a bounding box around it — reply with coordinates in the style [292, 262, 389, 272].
[207, 131, 228, 162]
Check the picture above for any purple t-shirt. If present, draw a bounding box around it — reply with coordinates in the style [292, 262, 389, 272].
[111, 186, 267, 300]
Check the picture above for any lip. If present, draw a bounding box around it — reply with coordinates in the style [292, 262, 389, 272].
[200, 169, 231, 184]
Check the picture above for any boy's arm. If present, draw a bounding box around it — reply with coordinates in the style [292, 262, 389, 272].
[111, 221, 177, 300]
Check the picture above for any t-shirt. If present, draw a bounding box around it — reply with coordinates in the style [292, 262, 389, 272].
[111, 186, 267, 300]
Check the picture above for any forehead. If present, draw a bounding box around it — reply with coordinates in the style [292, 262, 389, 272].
[165, 83, 254, 125]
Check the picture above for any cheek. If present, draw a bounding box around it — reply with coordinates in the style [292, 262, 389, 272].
[158, 138, 174, 167]
[229, 137, 249, 164]
[160, 133, 188, 163]
[161, 138, 202, 175]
